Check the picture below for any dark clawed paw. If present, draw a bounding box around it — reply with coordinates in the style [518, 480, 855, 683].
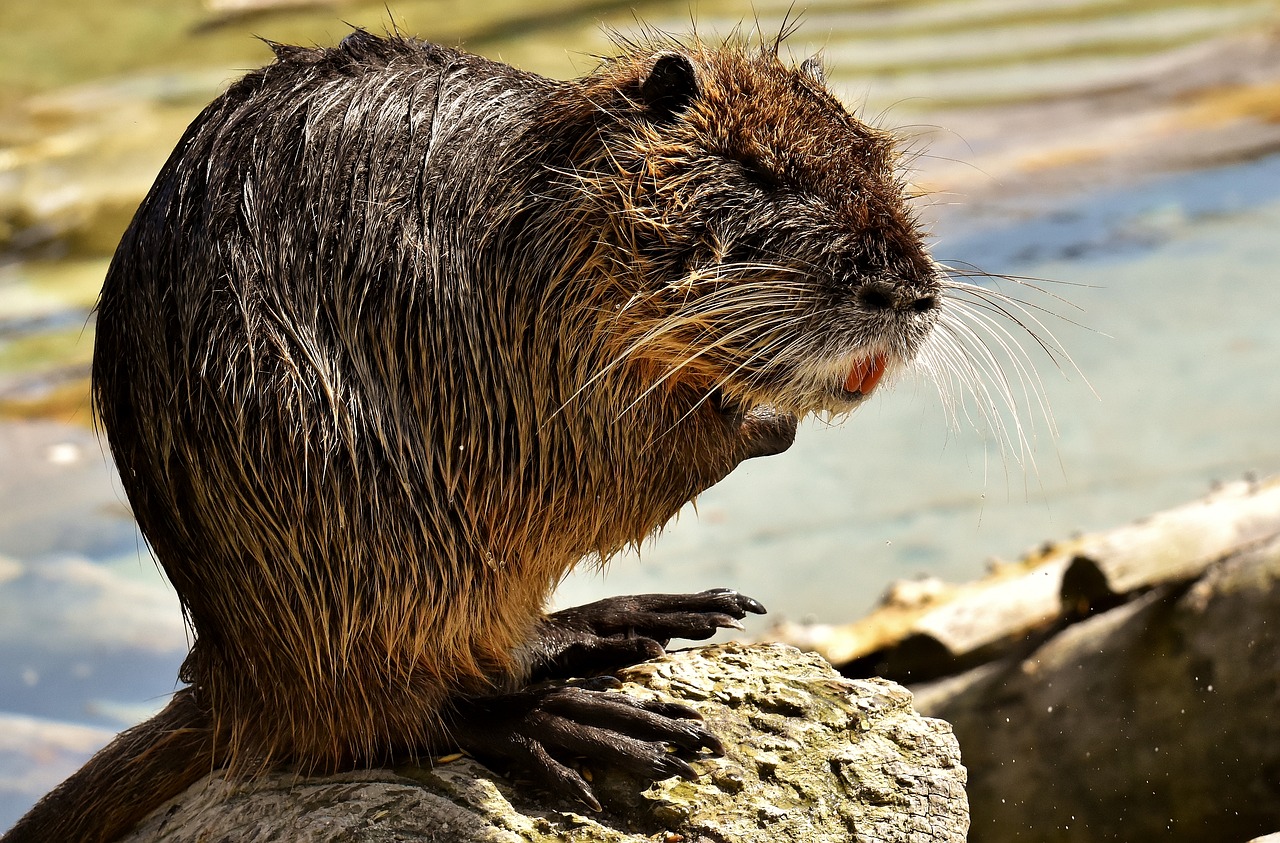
[527, 589, 766, 681]
[738, 405, 798, 460]
[551, 588, 767, 644]
[450, 684, 723, 810]
[528, 634, 666, 682]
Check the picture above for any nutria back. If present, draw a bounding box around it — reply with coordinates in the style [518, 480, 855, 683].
[10, 29, 942, 840]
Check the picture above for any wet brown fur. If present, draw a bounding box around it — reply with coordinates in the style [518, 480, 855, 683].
[5, 29, 937, 842]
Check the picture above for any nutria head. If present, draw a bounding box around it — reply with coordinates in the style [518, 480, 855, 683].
[565, 38, 939, 425]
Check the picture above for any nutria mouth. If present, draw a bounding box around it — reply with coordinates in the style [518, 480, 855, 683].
[839, 353, 888, 401]
[706, 351, 890, 421]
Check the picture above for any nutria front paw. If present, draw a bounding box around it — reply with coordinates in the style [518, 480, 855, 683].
[737, 405, 797, 460]
[553, 588, 766, 642]
[449, 683, 723, 810]
[529, 589, 766, 681]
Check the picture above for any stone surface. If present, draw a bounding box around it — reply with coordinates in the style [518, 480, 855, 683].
[121, 643, 968, 842]
[914, 533, 1280, 842]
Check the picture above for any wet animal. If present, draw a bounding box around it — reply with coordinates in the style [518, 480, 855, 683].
[6, 29, 945, 841]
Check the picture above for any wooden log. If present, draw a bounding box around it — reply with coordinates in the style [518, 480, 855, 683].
[1061, 476, 1280, 606]
[775, 476, 1280, 682]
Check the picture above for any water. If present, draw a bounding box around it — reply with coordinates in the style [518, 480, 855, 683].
[2, 0, 1279, 830]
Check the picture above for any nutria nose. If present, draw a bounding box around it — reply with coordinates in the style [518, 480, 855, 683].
[857, 280, 937, 313]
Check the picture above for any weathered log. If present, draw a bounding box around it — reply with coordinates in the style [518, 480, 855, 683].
[120, 643, 968, 842]
[776, 476, 1280, 682]
[1060, 476, 1280, 605]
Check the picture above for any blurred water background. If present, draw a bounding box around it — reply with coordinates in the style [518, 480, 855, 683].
[2, 0, 1280, 828]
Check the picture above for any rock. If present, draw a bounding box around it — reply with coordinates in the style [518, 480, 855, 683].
[120, 643, 968, 842]
[913, 530, 1280, 842]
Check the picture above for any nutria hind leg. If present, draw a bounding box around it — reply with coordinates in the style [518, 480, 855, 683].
[528, 588, 766, 681]
[447, 682, 724, 810]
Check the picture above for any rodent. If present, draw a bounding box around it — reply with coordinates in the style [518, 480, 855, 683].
[4, 29, 939, 841]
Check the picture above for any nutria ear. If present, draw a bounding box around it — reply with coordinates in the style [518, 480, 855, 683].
[639, 52, 699, 119]
[800, 56, 826, 86]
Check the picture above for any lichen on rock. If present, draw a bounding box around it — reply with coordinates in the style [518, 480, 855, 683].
[121, 643, 967, 842]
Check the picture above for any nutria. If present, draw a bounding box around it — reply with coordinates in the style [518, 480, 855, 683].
[4, 29, 941, 841]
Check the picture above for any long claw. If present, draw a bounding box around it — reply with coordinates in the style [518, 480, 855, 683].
[449, 684, 722, 808]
